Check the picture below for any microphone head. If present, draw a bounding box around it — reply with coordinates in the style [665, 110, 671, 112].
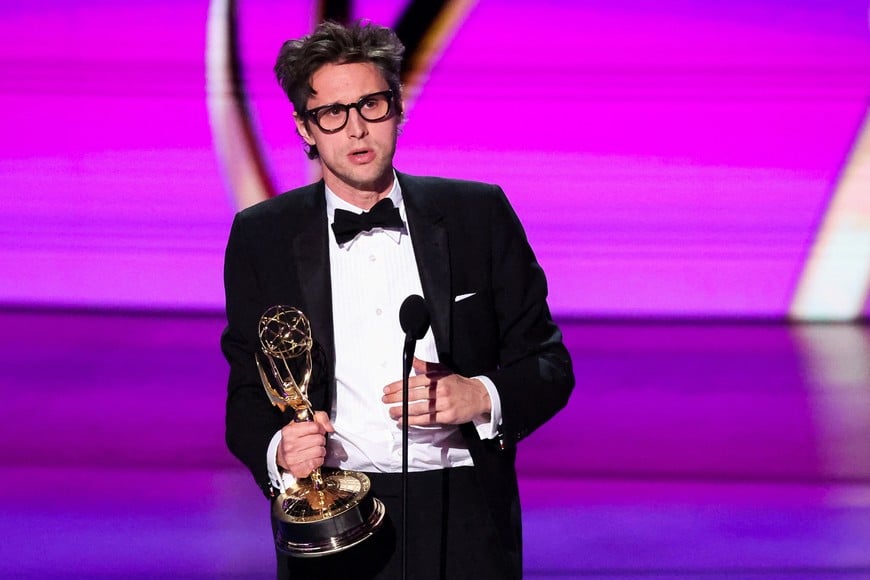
[399, 294, 430, 340]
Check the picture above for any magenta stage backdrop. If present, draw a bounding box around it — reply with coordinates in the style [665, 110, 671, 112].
[1, 1, 869, 318]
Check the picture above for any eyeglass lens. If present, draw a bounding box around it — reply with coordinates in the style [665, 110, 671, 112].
[308, 92, 392, 133]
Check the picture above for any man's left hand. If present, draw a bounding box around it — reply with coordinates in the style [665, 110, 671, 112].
[382, 357, 492, 426]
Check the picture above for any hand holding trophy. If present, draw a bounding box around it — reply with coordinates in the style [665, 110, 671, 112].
[256, 306, 385, 557]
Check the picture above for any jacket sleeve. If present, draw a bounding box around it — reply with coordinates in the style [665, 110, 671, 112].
[221, 213, 285, 498]
[481, 187, 574, 449]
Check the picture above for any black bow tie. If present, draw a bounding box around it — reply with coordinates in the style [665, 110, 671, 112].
[331, 198, 405, 245]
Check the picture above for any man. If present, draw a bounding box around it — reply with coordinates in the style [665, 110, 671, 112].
[222, 20, 574, 580]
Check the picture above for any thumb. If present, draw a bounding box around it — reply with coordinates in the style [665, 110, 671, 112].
[412, 357, 431, 374]
[313, 410, 335, 433]
[413, 357, 449, 376]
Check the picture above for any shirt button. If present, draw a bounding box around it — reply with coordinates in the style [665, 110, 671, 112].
[375, 308, 383, 316]
[369, 254, 377, 262]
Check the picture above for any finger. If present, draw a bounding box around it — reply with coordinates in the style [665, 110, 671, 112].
[411, 395, 440, 416]
[384, 383, 434, 410]
[382, 375, 432, 402]
[399, 408, 440, 427]
[408, 382, 437, 402]
[277, 448, 326, 467]
[389, 390, 439, 420]
[277, 440, 326, 471]
[406, 406, 460, 426]
[280, 433, 327, 455]
[382, 378, 402, 396]
[284, 440, 327, 459]
[384, 371, 434, 394]
[289, 457, 324, 479]
[281, 421, 322, 439]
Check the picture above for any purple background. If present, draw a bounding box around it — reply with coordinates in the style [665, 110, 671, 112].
[2, 310, 868, 577]
[1, 0, 869, 316]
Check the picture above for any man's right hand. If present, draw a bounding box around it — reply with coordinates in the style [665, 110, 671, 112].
[276, 410, 334, 479]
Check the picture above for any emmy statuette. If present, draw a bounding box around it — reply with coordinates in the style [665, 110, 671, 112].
[256, 306, 385, 557]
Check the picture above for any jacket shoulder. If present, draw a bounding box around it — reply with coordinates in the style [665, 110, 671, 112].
[398, 173, 501, 198]
[234, 182, 323, 224]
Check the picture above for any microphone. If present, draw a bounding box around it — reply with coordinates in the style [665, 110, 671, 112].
[397, 294, 429, 580]
[400, 294, 430, 362]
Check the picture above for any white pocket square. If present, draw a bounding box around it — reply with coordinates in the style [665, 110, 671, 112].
[454, 292, 477, 303]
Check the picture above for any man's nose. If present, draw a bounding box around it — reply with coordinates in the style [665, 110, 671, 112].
[345, 107, 368, 137]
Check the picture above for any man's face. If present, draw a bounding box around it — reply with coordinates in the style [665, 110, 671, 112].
[294, 62, 400, 205]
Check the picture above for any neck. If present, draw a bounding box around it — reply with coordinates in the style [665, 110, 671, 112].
[324, 173, 394, 211]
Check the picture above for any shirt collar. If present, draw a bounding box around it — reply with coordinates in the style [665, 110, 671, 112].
[325, 172, 406, 248]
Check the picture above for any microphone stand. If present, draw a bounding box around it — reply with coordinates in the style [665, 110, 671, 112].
[398, 294, 428, 580]
[401, 339, 412, 580]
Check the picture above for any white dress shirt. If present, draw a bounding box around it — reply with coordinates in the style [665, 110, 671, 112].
[268, 175, 501, 491]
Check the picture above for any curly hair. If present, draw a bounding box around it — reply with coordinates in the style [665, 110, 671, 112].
[274, 21, 405, 159]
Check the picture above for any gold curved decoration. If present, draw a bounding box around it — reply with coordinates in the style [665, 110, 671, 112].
[206, 0, 276, 210]
[398, 0, 477, 108]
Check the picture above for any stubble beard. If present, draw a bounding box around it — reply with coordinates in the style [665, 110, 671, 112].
[323, 148, 396, 201]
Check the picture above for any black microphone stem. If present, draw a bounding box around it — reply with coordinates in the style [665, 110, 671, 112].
[401, 340, 411, 580]
[397, 294, 428, 580]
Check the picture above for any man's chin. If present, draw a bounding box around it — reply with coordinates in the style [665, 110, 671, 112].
[321, 157, 394, 195]
[345, 168, 394, 194]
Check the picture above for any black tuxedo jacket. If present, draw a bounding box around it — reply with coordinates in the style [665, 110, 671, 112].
[222, 171, 574, 563]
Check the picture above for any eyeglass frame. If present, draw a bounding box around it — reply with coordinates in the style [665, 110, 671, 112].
[301, 90, 396, 134]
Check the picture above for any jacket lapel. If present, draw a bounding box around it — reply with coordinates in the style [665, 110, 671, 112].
[290, 183, 336, 370]
[399, 173, 452, 357]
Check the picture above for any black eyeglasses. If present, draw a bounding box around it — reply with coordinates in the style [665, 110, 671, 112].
[302, 90, 395, 134]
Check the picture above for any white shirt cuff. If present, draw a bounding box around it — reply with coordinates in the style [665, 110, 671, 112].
[471, 375, 502, 439]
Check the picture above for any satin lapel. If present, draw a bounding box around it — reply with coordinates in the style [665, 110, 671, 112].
[400, 174, 451, 356]
[291, 184, 336, 366]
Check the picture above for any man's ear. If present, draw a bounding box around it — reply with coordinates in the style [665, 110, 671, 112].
[294, 113, 315, 146]
[396, 97, 407, 130]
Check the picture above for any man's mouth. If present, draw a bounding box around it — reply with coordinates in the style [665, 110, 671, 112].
[349, 149, 374, 163]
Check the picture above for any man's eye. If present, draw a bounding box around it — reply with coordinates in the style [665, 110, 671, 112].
[323, 105, 345, 117]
